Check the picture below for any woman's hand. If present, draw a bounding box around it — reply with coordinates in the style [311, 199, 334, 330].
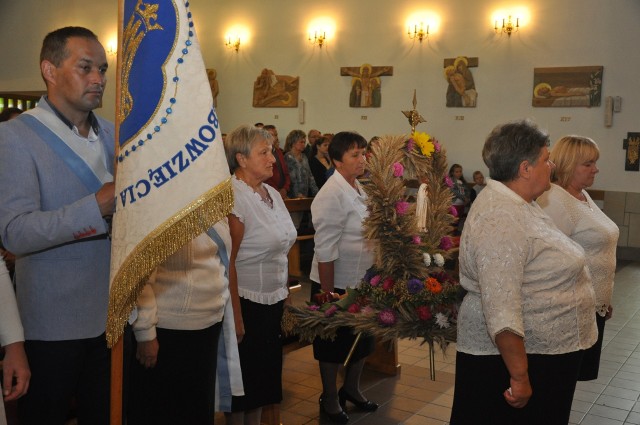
[136, 338, 159, 369]
[2, 341, 30, 401]
[234, 314, 245, 344]
[605, 305, 613, 320]
[504, 375, 532, 408]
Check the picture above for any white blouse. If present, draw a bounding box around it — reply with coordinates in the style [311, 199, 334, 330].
[538, 184, 619, 316]
[231, 176, 297, 304]
[309, 172, 375, 289]
[457, 179, 597, 356]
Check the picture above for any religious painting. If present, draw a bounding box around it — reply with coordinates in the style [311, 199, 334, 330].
[252, 68, 299, 107]
[340, 63, 393, 107]
[443, 56, 478, 108]
[532, 66, 603, 107]
[623, 133, 640, 171]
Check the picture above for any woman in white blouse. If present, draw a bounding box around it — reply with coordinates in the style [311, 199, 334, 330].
[1, 257, 30, 407]
[223, 125, 297, 425]
[538, 136, 619, 381]
[310, 131, 378, 424]
[450, 120, 597, 425]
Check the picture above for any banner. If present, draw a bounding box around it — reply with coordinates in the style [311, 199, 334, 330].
[107, 0, 232, 347]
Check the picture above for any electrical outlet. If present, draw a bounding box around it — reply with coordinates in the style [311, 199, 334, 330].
[361, 116, 367, 120]
[455, 116, 464, 121]
[274, 115, 279, 119]
[560, 116, 571, 122]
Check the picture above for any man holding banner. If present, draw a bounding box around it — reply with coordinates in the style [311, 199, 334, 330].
[0, 27, 115, 425]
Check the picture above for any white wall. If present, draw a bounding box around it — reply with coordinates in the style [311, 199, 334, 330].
[1, 0, 639, 192]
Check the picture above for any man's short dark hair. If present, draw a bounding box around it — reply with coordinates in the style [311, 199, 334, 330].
[40, 26, 99, 67]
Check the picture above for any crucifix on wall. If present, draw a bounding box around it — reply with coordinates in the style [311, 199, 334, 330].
[623, 132, 639, 171]
[340, 63, 393, 107]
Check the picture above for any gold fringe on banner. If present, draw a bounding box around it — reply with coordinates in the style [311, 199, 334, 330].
[106, 178, 233, 347]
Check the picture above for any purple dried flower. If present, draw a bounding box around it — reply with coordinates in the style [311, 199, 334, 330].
[412, 235, 421, 244]
[450, 206, 458, 217]
[407, 278, 423, 295]
[377, 309, 397, 326]
[308, 304, 320, 311]
[364, 268, 376, 282]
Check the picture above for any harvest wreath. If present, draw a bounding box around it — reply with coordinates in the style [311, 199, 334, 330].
[282, 131, 461, 352]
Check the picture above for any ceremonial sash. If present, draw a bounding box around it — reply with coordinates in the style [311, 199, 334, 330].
[206, 227, 245, 409]
[17, 114, 103, 193]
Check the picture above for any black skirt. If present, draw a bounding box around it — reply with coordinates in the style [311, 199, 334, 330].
[231, 298, 284, 412]
[578, 313, 606, 381]
[310, 282, 375, 364]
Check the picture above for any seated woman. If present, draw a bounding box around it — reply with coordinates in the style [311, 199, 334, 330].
[223, 125, 297, 425]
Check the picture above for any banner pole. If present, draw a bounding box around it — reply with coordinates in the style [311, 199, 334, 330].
[110, 1, 124, 424]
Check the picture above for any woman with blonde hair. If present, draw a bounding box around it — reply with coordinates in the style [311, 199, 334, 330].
[538, 135, 619, 381]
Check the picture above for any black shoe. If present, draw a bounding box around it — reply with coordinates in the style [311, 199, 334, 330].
[338, 387, 378, 412]
[319, 395, 349, 424]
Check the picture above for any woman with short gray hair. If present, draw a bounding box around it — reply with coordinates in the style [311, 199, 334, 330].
[450, 120, 597, 424]
[223, 125, 297, 425]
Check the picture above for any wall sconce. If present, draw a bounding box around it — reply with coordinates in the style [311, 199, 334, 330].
[225, 36, 241, 52]
[308, 30, 326, 48]
[106, 39, 118, 56]
[495, 15, 519, 37]
[407, 22, 429, 42]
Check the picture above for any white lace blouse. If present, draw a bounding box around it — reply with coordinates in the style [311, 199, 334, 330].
[231, 176, 297, 305]
[457, 179, 597, 355]
[538, 184, 619, 316]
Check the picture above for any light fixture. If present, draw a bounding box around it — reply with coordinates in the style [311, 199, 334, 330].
[225, 35, 241, 52]
[106, 39, 118, 56]
[495, 15, 519, 37]
[407, 22, 429, 42]
[308, 30, 326, 48]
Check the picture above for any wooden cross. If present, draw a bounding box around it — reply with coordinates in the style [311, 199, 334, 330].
[340, 63, 393, 108]
[623, 133, 640, 171]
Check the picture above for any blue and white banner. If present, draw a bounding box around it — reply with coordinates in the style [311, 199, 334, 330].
[107, 0, 232, 346]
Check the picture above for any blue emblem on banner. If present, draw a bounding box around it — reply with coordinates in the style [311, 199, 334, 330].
[119, 0, 177, 147]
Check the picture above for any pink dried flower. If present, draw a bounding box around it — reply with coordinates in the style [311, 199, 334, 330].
[324, 305, 338, 317]
[395, 201, 409, 215]
[308, 304, 320, 311]
[348, 303, 361, 313]
[382, 277, 395, 291]
[406, 138, 416, 151]
[440, 236, 453, 251]
[361, 306, 375, 315]
[433, 140, 441, 152]
[412, 235, 421, 244]
[450, 206, 458, 217]
[370, 275, 381, 287]
[416, 305, 433, 321]
[378, 309, 397, 326]
[392, 162, 404, 177]
[444, 175, 454, 188]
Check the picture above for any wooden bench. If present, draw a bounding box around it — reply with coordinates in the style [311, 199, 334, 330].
[284, 197, 314, 278]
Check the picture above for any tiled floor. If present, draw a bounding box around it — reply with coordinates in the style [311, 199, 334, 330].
[272, 260, 640, 425]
